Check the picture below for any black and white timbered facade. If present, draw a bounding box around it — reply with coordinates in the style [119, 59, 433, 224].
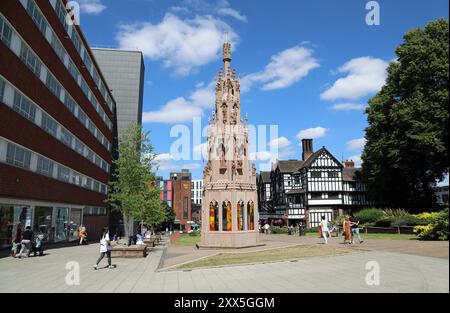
[259, 139, 371, 228]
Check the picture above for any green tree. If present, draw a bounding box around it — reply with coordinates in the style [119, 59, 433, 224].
[362, 19, 449, 212]
[162, 201, 175, 230]
[107, 124, 163, 242]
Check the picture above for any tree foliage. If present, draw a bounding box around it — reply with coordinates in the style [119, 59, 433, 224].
[362, 19, 449, 211]
[107, 124, 164, 238]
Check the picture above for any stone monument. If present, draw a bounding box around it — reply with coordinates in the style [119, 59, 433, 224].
[199, 38, 261, 248]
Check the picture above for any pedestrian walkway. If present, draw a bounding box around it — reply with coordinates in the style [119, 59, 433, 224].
[0, 235, 448, 293]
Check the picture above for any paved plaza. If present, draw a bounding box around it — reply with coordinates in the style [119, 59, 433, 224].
[0, 235, 448, 293]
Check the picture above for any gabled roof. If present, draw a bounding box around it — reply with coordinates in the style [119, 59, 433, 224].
[301, 147, 343, 169]
[276, 160, 304, 173]
[259, 171, 271, 183]
[343, 168, 362, 181]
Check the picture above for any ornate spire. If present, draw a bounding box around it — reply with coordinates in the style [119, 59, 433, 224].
[223, 32, 231, 78]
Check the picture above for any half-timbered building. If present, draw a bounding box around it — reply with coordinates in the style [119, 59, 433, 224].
[259, 139, 371, 228]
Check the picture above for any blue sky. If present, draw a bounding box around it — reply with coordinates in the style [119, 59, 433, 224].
[77, 0, 449, 181]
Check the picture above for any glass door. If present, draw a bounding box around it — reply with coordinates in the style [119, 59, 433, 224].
[69, 208, 82, 241]
[54, 207, 69, 242]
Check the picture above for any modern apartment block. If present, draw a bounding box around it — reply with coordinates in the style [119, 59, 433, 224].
[191, 179, 203, 205]
[91, 48, 144, 140]
[0, 0, 117, 247]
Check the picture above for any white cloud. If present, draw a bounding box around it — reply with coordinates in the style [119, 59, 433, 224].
[296, 127, 328, 140]
[155, 153, 201, 170]
[332, 103, 365, 110]
[79, 0, 106, 14]
[193, 142, 208, 160]
[250, 151, 273, 161]
[217, 8, 247, 22]
[116, 13, 237, 76]
[268, 137, 291, 149]
[242, 45, 319, 92]
[320, 57, 388, 100]
[143, 81, 214, 123]
[346, 138, 366, 151]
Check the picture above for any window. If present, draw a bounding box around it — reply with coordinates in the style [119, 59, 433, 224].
[100, 184, 106, 195]
[60, 128, 73, 147]
[26, 0, 48, 34]
[72, 31, 82, 54]
[294, 176, 300, 185]
[209, 201, 219, 231]
[41, 113, 58, 137]
[51, 34, 65, 62]
[328, 193, 340, 199]
[54, 0, 67, 27]
[328, 171, 339, 178]
[13, 92, 36, 122]
[46, 73, 61, 98]
[63, 95, 76, 114]
[74, 139, 84, 155]
[20, 43, 41, 77]
[6, 143, 31, 170]
[0, 78, 5, 101]
[83, 177, 92, 189]
[57, 165, 70, 182]
[93, 69, 100, 87]
[86, 149, 94, 163]
[37, 156, 54, 177]
[0, 16, 12, 46]
[83, 53, 92, 72]
[71, 171, 81, 186]
[87, 119, 96, 135]
[311, 171, 322, 179]
[77, 109, 86, 126]
[93, 181, 100, 192]
[68, 61, 78, 82]
[311, 193, 322, 200]
[80, 79, 89, 98]
[94, 155, 101, 168]
[101, 160, 107, 171]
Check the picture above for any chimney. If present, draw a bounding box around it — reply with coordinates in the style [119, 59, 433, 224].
[302, 139, 313, 161]
[344, 160, 355, 168]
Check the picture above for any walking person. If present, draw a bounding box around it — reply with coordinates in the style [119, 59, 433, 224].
[343, 215, 351, 244]
[319, 216, 330, 244]
[17, 226, 33, 258]
[349, 212, 364, 244]
[94, 227, 114, 270]
[78, 224, 87, 245]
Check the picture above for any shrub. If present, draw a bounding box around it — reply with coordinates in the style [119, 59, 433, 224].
[306, 227, 319, 233]
[390, 215, 421, 227]
[356, 208, 384, 225]
[414, 212, 440, 224]
[271, 226, 289, 234]
[374, 217, 393, 227]
[414, 209, 449, 240]
[382, 208, 409, 218]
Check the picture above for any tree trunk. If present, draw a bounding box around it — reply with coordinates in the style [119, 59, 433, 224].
[123, 215, 134, 246]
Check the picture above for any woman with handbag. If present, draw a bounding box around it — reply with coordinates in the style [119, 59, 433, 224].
[94, 227, 114, 270]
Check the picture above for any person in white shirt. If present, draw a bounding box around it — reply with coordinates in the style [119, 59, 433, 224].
[319, 216, 330, 244]
[94, 227, 113, 270]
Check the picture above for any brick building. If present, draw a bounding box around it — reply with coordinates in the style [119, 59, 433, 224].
[0, 0, 117, 247]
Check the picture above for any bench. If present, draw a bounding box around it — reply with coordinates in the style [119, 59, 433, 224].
[144, 238, 157, 247]
[111, 245, 147, 258]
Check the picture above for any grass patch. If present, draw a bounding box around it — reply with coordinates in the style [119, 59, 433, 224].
[305, 232, 418, 240]
[170, 233, 201, 246]
[176, 244, 351, 270]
